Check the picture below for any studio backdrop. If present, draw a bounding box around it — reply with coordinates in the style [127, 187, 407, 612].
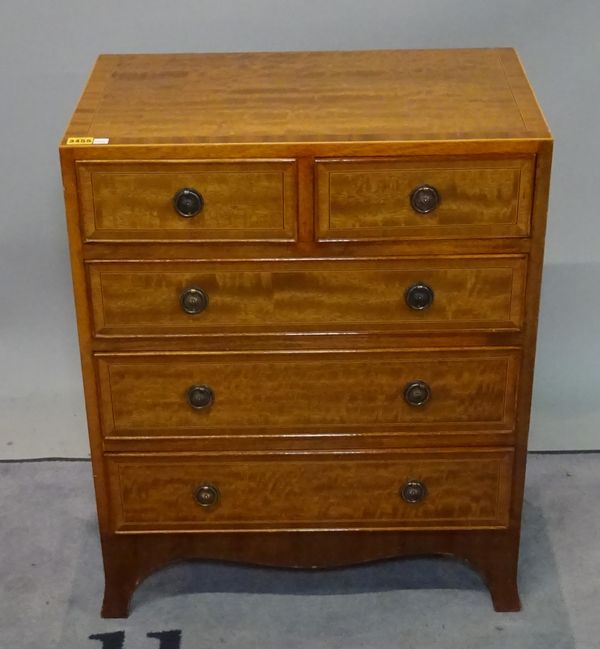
[0, 0, 598, 457]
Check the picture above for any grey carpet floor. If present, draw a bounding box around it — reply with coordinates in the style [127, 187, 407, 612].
[1, 454, 599, 649]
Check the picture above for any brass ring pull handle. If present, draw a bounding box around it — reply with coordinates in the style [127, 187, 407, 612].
[180, 287, 209, 315]
[404, 380, 431, 407]
[194, 483, 220, 507]
[187, 384, 214, 410]
[405, 283, 434, 311]
[410, 184, 440, 213]
[173, 188, 204, 218]
[401, 480, 427, 504]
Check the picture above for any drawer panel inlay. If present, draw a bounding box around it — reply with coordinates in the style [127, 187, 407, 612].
[107, 449, 513, 532]
[77, 160, 298, 242]
[96, 348, 520, 438]
[316, 157, 534, 241]
[88, 257, 526, 337]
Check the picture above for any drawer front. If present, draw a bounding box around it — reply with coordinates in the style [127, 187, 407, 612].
[97, 348, 519, 438]
[106, 449, 513, 532]
[88, 257, 526, 337]
[76, 160, 297, 241]
[316, 157, 534, 241]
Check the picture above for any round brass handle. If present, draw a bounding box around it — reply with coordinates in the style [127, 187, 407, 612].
[173, 188, 204, 218]
[410, 184, 440, 214]
[194, 483, 220, 507]
[404, 380, 431, 407]
[180, 287, 209, 315]
[401, 480, 427, 504]
[405, 283, 434, 310]
[187, 384, 214, 410]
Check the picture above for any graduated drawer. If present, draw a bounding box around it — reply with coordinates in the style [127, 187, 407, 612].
[316, 157, 534, 241]
[96, 348, 520, 439]
[88, 256, 526, 337]
[76, 160, 297, 242]
[106, 449, 513, 532]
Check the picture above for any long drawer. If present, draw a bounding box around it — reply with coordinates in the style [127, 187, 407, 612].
[96, 348, 520, 439]
[106, 448, 513, 532]
[316, 156, 534, 241]
[88, 257, 527, 337]
[76, 160, 298, 242]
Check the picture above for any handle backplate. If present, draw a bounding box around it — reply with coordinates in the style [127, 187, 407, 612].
[401, 480, 427, 504]
[187, 384, 214, 410]
[404, 380, 431, 407]
[180, 287, 209, 315]
[405, 283, 434, 311]
[410, 185, 440, 214]
[174, 188, 204, 218]
[194, 483, 220, 507]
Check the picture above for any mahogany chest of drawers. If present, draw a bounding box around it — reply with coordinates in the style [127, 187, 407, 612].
[60, 48, 552, 617]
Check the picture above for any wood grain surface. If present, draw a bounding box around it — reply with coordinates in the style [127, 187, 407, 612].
[59, 48, 553, 617]
[87, 257, 527, 337]
[100, 529, 522, 617]
[96, 348, 520, 437]
[316, 156, 534, 240]
[63, 49, 550, 146]
[106, 448, 513, 532]
[77, 160, 297, 241]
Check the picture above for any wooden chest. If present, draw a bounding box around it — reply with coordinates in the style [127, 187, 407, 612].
[60, 49, 552, 617]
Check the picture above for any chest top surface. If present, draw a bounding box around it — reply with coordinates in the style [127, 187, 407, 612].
[63, 48, 550, 146]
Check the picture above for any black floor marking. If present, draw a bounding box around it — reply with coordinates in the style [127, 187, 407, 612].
[88, 631, 125, 649]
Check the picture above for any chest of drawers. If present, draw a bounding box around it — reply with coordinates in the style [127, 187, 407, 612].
[60, 48, 552, 617]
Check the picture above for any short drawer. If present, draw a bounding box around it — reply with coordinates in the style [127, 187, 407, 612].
[96, 348, 520, 439]
[88, 256, 526, 337]
[106, 449, 513, 532]
[316, 157, 534, 241]
[76, 160, 297, 241]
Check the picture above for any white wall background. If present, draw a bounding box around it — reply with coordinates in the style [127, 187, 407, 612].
[0, 0, 599, 458]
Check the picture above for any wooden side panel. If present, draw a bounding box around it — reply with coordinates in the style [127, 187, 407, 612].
[87, 257, 526, 337]
[77, 160, 297, 241]
[96, 348, 520, 438]
[106, 449, 513, 532]
[316, 157, 534, 240]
